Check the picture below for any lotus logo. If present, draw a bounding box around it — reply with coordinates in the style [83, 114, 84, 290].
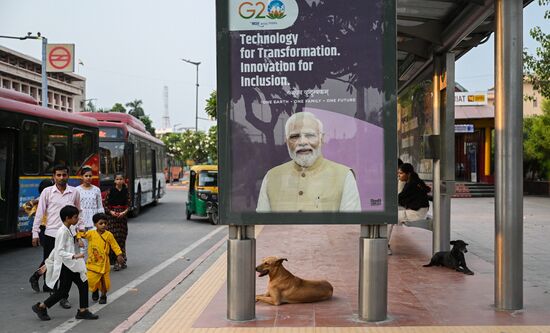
[267, 0, 286, 19]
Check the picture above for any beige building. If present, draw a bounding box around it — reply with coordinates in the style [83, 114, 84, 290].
[487, 80, 544, 117]
[0, 45, 86, 112]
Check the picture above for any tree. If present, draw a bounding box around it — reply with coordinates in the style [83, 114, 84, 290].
[161, 133, 186, 161]
[111, 103, 127, 113]
[85, 100, 96, 112]
[139, 115, 156, 136]
[524, 0, 550, 100]
[206, 126, 218, 164]
[205, 90, 217, 120]
[180, 130, 209, 164]
[126, 99, 145, 118]
[524, 99, 550, 180]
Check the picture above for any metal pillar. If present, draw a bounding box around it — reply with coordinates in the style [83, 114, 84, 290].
[432, 56, 443, 254]
[181, 59, 201, 131]
[227, 225, 256, 321]
[194, 64, 200, 131]
[441, 52, 455, 253]
[494, 0, 523, 311]
[358, 225, 387, 322]
[41, 37, 48, 108]
[432, 53, 455, 254]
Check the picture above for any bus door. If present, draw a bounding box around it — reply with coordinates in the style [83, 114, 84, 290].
[0, 130, 17, 237]
[151, 149, 157, 199]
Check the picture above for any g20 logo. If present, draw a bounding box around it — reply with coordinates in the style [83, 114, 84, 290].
[239, 0, 286, 19]
[230, 0, 297, 30]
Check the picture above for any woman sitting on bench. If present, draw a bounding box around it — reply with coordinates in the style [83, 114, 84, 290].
[388, 163, 431, 255]
[397, 163, 431, 223]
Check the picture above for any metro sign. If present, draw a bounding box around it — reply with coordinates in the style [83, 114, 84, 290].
[46, 44, 75, 73]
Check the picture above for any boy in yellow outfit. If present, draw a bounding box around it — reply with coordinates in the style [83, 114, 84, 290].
[78, 213, 124, 304]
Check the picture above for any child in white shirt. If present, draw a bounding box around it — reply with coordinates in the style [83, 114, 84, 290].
[31, 205, 98, 321]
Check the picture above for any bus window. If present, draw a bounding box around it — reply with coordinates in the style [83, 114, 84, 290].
[146, 145, 152, 174]
[0, 141, 6, 201]
[134, 141, 142, 177]
[99, 142, 125, 176]
[72, 129, 93, 174]
[140, 142, 147, 176]
[21, 121, 39, 174]
[43, 124, 68, 173]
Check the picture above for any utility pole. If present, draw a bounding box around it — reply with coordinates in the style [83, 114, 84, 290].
[0, 32, 48, 107]
[181, 59, 201, 131]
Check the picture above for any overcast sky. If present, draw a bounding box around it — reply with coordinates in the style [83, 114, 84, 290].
[0, 1, 548, 131]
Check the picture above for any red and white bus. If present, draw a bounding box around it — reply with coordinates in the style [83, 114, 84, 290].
[80, 112, 166, 216]
[0, 88, 99, 241]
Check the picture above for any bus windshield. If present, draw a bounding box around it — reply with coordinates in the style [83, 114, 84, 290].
[99, 141, 125, 176]
[198, 170, 217, 187]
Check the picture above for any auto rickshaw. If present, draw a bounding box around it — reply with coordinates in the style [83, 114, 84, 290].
[185, 165, 219, 224]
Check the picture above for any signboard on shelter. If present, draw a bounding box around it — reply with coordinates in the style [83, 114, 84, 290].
[46, 44, 75, 73]
[216, 0, 397, 225]
[455, 92, 487, 106]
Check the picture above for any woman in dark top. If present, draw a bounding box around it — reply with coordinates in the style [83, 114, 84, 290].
[388, 163, 431, 255]
[398, 163, 431, 220]
[104, 174, 131, 270]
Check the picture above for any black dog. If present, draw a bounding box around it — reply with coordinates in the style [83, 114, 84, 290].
[423, 240, 474, 275]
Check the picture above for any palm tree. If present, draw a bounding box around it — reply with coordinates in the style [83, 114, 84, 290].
[126, 99, 145, 118]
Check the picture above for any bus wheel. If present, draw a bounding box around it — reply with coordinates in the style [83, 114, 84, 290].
[186, 206, 191, 220]
[130, 190, 141, 218]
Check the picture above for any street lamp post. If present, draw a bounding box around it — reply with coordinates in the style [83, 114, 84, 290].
[172, 123, 182, 132]
[181, 58, 201, 131]
[0, 32, 48, 107]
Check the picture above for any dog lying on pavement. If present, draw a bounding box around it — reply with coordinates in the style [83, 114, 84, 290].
[255, 256, 333, 305]
[423, 240, 474, 275]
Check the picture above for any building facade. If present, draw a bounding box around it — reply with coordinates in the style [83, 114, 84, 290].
[454, 81, 544, 184]
[0, 45, 86, 112]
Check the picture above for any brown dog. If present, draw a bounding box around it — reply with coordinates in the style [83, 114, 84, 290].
[255, 256, 333, 305]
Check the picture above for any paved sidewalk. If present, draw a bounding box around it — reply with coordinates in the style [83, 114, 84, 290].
[132, 197, 550, 333]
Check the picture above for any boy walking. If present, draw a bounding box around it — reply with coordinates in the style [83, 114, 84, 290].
[78, 213, 124, 304]
[32, 205, 98, 321]
[30, 165, 84, 309]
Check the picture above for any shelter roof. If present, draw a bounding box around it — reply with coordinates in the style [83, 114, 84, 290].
[455, 104, 494, 119]
[397, 0, 534, 93]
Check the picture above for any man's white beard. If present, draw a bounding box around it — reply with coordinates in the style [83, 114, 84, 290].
[288, 146, 321, 168]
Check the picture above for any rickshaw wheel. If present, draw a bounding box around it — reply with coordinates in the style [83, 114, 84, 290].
[186, 206, 191, 220]
[209, 211, 219, 225]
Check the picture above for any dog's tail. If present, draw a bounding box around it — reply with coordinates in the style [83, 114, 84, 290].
[422, 263, 433, 267]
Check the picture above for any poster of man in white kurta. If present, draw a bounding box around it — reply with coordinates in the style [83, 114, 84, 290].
[256, 112, 361, 212]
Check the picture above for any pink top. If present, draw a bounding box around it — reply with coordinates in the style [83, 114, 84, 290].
[32, 185, 83, 238]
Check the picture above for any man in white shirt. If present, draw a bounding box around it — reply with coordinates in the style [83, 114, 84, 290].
[256, 112, 361, 212]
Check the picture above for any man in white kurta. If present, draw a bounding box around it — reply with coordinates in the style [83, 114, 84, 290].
[256, 112, 361, 212]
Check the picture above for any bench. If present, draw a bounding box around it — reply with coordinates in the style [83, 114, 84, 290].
[402, 215, 433, 231]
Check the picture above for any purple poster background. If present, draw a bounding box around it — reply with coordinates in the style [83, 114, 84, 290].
[229, 0, 386, 212]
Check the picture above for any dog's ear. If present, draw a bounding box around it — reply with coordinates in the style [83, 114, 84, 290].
[450, 240, 456, 245]
[276, 258, 288, 264]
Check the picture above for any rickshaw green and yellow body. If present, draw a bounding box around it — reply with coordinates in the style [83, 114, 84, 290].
[185, 165, 218, 224]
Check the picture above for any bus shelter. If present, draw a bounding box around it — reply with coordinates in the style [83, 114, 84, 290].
[217, 0, 528, 321]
